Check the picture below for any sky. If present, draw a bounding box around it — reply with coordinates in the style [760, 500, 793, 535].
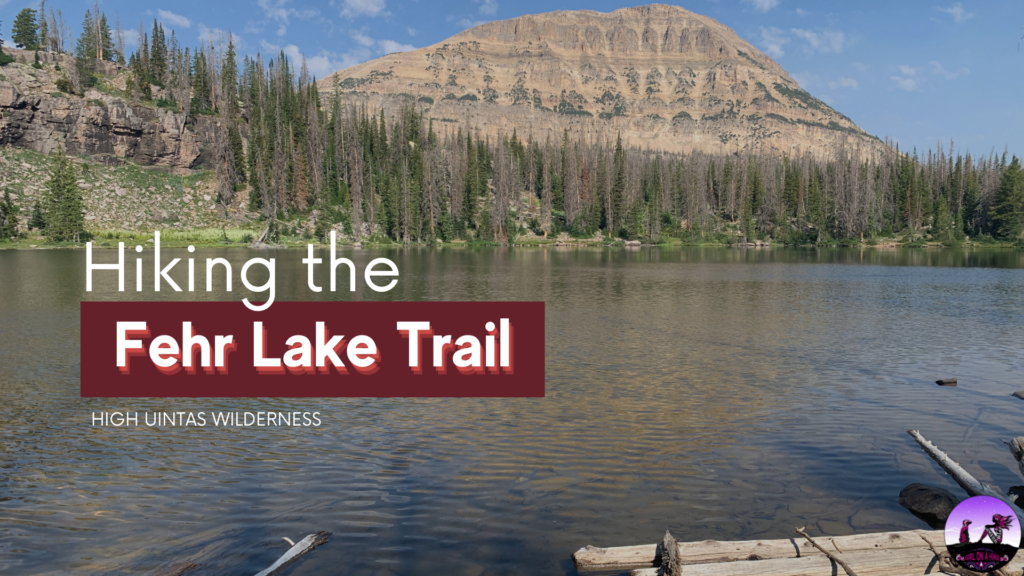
[1, 0, 1022, 154]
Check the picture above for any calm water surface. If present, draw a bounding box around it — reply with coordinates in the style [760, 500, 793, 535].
[1, 246, 1024, 575]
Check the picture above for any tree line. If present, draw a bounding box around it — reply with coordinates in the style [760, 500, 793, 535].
[3, 4, 1023, 245]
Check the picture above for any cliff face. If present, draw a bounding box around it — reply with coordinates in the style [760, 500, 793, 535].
[0, 48, 203, 170]
[320, 4, 881, 158]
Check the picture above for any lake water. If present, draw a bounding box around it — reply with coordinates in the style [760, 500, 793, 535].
[2, 246, 1024, 575]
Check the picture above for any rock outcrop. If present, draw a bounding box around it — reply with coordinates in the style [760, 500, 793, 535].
[320, 4, 883, 158]
[0, 48, 202, 169]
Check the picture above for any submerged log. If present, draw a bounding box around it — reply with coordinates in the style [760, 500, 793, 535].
[906, 430, 1024, 519]
[253, 531, 331, 576]
[573, 530, 944, 571]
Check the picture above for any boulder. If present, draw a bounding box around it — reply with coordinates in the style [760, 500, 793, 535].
[898, 483, 959, 529]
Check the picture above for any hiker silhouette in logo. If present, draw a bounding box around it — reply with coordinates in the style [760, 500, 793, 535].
[980, 514, 1014, 544]
[959, 519, 972, 544]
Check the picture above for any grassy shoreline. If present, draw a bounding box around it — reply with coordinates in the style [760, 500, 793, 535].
[2, 230, 1021, 250]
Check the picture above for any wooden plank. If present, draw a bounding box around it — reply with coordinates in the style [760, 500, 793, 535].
[573, 530, 944, 571]
[630, 550, 1024, 576]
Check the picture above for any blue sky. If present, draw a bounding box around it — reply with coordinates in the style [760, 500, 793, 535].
[2, 0, 1022, 154]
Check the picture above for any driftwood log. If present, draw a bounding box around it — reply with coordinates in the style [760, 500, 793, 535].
[907, 430, 1024, 519]
[1005, 437, 1024, 481]
[253, 531, 331, 576]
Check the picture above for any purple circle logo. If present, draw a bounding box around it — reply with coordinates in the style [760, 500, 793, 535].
[944, 495, 1021, 572]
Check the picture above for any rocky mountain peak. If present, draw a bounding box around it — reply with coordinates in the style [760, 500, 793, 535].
[321, 4, 880, 158]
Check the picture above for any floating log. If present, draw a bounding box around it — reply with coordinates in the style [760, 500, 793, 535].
[253, 531, 331, 576]
[573, 530, 944, 571]
[906, 430, 1024, 518]
[935, 378, 958, 386]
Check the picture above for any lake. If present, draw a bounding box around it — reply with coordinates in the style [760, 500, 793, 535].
[1, 246, 1024, 575]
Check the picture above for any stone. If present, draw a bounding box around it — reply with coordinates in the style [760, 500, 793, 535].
[898, 483, 959, 529]
[1013, 391, 1024, 400]
[0, 71, 205, 169]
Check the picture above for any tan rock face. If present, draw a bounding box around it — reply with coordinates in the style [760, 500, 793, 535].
[320, 4, 882, 158]
[0, 49, 201, 168]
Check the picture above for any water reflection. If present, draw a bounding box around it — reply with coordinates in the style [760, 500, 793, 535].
[0, 247, 1023, 575]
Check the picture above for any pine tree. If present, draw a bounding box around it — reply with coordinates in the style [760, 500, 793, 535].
[149, 20, 166, 84]
[74, 10, 97, 86]
[611, 133, 626, 233]
[933, 195, 953, 244]
[0, 22, 13, 66]
[0, 190, 19, 240]
[99, 14, 114, 61]
[28, 200, 46, 230]
[990, 156, 1024, 240]
[191, 50, 211, 113]
[38, 1, 48, 53]
[12, 8, 39, 50]
[962, 173, 979, 235]
[44, 147, 85, 242]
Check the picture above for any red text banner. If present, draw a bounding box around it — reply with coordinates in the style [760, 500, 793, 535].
[80, 301, 545, 397]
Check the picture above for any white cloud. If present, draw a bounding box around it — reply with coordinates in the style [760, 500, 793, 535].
[791, 71, 818, 89]
[197, 24, 246, 49]
[476, 0, 498, 15]
[277, 24, 287, 36]
[891, 76, 916, 91]
[158, 9, 192, 29]
[898, 64, 920, 76]
[929, 60, 969, 79]
[852, 61, 868, 72]
[795, 8, 807, 16]
[936, 3, 973, 23]
[258, 0, 321, 25]
[743, 0, 780, 13]
[350, 30, 376, 47]
[124, 29, 140, 47]
[407, 27, 417, 36]
[259, 32, 414, 78]
[340, 0, 388, 18]
[456, 17, 488, 29]
[245, 20, 266, 34]
[790, 28, 846, 54]
[828, 77, 858, 89]
[758, 26, 790, 58]
[259, 0, 291, 22]
[378, 39, 415, 54]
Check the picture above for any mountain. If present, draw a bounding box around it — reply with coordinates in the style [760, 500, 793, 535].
[320, 4, 880, 158]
